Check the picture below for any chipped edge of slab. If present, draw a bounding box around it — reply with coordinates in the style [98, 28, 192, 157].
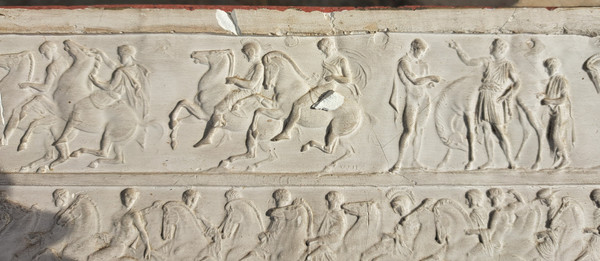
[0, 7, 599, 36]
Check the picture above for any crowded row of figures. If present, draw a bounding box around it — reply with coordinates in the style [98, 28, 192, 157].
[5, 186, 600, 260]
[2, 33, 600, 173]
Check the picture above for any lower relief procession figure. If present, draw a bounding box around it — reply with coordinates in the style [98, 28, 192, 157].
[88, 188, 158, 261]
[538, 58, 574, 169]
[389, 38, 441, 172]
[241, 189, 314, 261]
[577, 189, 600, 260]
[219, 189, 265, 261]
[534, 188, 586, 260]
[449, 39, 520, 170]
[14, 189, 103, 261]
[305, 191, 347, 261]
[157, 189, 218, 261]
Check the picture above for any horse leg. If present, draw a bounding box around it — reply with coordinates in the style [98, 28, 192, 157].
[464, 114, 476, 170]
[301, 124, 339, 154]
[49, 128, 79, 169]
[221, 108, 282, 167]
[89, 143, 124, 168]
[20, 135, 57, 172]
[517, 98, 543, 170]
[169, 99, 205, 149]
[71, 132, 112, 159]
[247, 145, 278, 171]
[322, 145, 354, 173]
[18, 116, 57, 152]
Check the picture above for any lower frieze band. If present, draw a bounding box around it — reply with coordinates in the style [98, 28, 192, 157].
[2, 183, 599, 261]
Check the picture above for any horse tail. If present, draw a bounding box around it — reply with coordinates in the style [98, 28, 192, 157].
[434, 77, 471, 151]
[584, 53, 600, 93]
[263, 51, 310, 81]
[136, 118, 165, 149]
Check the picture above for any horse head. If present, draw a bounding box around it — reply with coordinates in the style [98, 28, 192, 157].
[63, 40, 90, 60]
[161, 203, 180, 241]
[191, 49, 234, 77]
[262, 51, 310, 93]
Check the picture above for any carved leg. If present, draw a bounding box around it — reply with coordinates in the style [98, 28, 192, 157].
[517, 99, 543, 170]
[89, 143, 124, 168]
[323, 147, 353, 173]
[464, 114, 476, 170]
[248, 147, 278, 171]
[169, 99, 205, 149]
[272, 103, 302, 142]
[49, 129, 79, 169]
[514, 108, 531, 162]
[194, 115, 221, 148]
[301, 125, 339, 154]
[478, 123, 495, 170]
[436, 148, 453, 169]
[18, 117, 55, 152]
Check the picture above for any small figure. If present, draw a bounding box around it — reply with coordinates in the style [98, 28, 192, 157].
[88, 188, 153, 260]
[272, 38, 357, 142]
[465, 188, 525, 259]
[219, 189, 265, 261]
[464, 189, 493, 260]
[576, 189, 600, 260]
[241, 189, 313, 261]
[360, 191, 434, 261]
[14, 189, 102, 261]
[305, 191, 347, 261]
[449, 39, 520, 169]
[538, 58, 574, 169]
[195, 42, 264, 147]
[534, 188, 585, 260]
[389, 38, 441, 172]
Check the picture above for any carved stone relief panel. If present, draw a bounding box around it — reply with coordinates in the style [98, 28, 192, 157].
[2, 184, 600, 261]
[0, 32, 599, 173]
[2, 6, 600, 261]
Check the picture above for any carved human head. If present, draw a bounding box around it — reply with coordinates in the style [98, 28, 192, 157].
[121, 188, 139, 208]
[486, 188, 505, 207]
[490, 38, 509, 59]
[273, 189, 292, 207]
[410, 38, 428, 59]
[53, 189, 72, 208]
[317, 38, 336, 56]
[182, 189, 200, 209]
[39, 41, 58, 60]
[326, 191, 344, 210]
[543, 58, 561, 76]
[535, 188, 556, 207]
[117, 45, 136, 63]
[390, 194, 413, 216]
[591, 189, 600, 207]
[225, 189, 241, 202]
[242, 42, 260, 61]
[465, 189, 485, 208]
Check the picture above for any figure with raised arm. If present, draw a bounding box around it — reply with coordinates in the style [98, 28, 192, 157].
[195, 42, 265, 147]
[272, 38, 358, 142]
[539, 58, 573, 169]
[449, 38, 520, 170]
[389, 38, 441, 172]
[88, 188, 153, 260]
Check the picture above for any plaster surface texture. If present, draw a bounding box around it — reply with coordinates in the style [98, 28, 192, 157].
[1, 7, 600, 261]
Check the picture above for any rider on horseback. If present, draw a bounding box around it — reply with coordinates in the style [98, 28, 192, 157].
[195, 41, 264, 147]
[272, 38, 357, 142]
